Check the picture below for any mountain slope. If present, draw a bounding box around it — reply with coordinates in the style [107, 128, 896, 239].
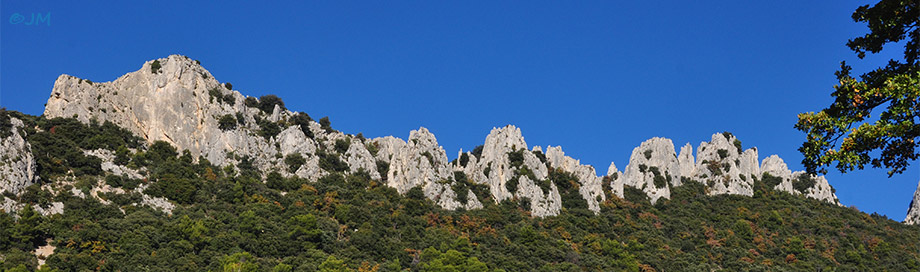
[0, 55, 918, 271]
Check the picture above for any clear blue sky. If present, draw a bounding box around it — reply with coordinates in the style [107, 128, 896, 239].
[2, 1, 917, 219]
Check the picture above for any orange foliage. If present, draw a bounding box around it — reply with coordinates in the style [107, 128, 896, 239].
[785, 254, 796, 264]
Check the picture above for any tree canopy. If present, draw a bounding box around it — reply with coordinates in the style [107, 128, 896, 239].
[796, 0, 919, 176]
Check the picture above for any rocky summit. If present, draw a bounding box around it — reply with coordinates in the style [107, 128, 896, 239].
[3, 55, 847, 218]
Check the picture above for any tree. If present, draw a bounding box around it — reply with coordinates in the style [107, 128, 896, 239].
[218, 114, 238, 131]
[319, 116, 333, 132]
[796, 0, 919, 176]
[258, 95, 286, 113]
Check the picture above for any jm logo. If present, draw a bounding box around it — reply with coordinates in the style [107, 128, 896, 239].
[9, 12, 51, 26]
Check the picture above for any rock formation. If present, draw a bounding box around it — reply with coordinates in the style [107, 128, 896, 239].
[760, 155, 839, 205]
[620, 138, 681, 204]
[0, 117, 39, 195]
[693, 133, 759, 197]
[906, 180, 920, 225]
[36, 54, 843, 217]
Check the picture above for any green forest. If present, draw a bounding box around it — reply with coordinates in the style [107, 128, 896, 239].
[1, 110, 919, 272]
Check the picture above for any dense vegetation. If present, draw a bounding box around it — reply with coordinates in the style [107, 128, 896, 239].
[2, 112, 920, 271]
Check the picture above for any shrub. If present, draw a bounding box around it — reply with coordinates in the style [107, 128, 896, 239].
[792, 174, 816, 194]
[266, 171, 298, 191]
[717, 149, 729, 159]
[257, 95, 285, 113]
[653, 175, 667, 189]
[290, 112, 314, 139]
[257, 119, 281, 140]
[532, 150, 547, 163]
[0, 109, 13, 138]
[147, 141, 178, 164]
[223, 94, 235, 105]
[105, 175, 123, 187]
[284, 153, 306, 173]
[644, 149, 653, 160]
[335, 138, 351, 154]
[244, 97, 259, 108]
[114, 145, 130, 165]
[208, 87, 224, 104]
[150, 60, 161, 74]
[705, 160, 722, 176]
[319, 116, 332, 132]
[218, 114, 237, 131]
[459, 153, 470, 167]
[317, 150, 348, 172]
[508, 149, 524, 168]
[505, 177, 519, 193]
[224, 82, 233, 90]
[471, 145, 484, 159]
[733, 139, 743, 154]
[235, 112, 246, 126]
[376, 160, 389, 179]
[623, 186, 649, 204]
[452, 180, 469, 203]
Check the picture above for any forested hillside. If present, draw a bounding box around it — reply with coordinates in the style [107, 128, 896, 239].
[1, 109, 919, 271]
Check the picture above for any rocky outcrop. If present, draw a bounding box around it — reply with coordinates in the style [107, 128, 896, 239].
[377, 128, 462, 209]
[693, 133, 759, 197]
[0, 117, 39, 195]
[905, 180, 920, 225]
[621, 138, 681, 204]
[448, 126, 608, 216]
[759, 155, 839, 204]
[544, 145, 605, 213]
[606, 162, 625, 198]
[677, 143, 695, 178]
[616, 133, 839, 205]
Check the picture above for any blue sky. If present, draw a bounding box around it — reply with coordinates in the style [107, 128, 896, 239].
[1, 1, 917, 219]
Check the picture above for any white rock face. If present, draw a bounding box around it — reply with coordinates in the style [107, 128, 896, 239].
[791, 171, 840, 205]
[678, 143, 695, 178]
[905, 180, 920, 225]
[621, 138, 680, 204]
[475, 125, 533, 202]
[344, 138, 381, 180]
[607, 162, 624, 198]
[544, 145, 605, 213]
[371, 128, 481, 210]
[693, 133, 757, 197]
[0, 117, 39, 195]
[759, 155, 839, 204]
[46, 55, 257, 166]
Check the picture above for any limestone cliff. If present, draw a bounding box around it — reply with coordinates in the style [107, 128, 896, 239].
[0, 117, 39, 195]
[39, 55, 842, 217]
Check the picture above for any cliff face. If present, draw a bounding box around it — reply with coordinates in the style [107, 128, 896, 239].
[38, 55, 842, 217]
[0, 117, 38, 195]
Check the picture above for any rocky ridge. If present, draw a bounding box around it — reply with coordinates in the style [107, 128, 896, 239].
[28, 55, 843, 217]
